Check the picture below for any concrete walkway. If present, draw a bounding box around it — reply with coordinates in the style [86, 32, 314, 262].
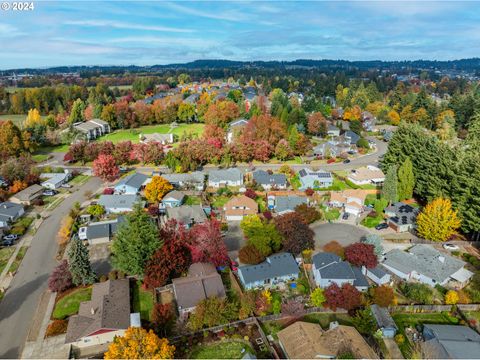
[384, 338, 404, 359]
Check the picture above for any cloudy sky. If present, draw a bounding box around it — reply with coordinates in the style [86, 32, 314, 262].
[1, 1, 479, 69]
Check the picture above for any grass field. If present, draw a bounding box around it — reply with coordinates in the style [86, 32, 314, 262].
[132, 281, 154, 321]
[98, 123, 205, 144]
[53, 286, 92, 320]
[189, 341, 254, 359]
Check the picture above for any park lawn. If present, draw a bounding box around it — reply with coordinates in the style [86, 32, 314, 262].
[53, 286, 92, 320]
[132, 281, 154, 321]
[0, 247, 15, 274]
[361, 215, 384, 228]
[184, 195, 202, 205]
[7, 246, 28, 273]
[189, 340, 254, 359]
[97, 123, 205, 144]
[324, 208, 340, 221]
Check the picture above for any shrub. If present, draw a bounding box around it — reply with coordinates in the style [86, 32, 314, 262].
[48, 260, 73, 293]
[323, 240, 345, 258]
[239, 245, 266, 265]
[117, 271, 126, 279]
[99, 275, 108, 282]
[395, 334, 405, 345]
[445, 290, 459, 305]
[108, 270, 118, 280]
[305, 188, 314, 196]
[244, 188, 256, 199]
[451, 250, 460, 257]
[45, 319, 68, 337]
[400, 283, 434, 304]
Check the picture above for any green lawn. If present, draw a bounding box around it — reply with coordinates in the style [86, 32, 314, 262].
[36, 144, 70, 153]
[361, 215, 384, 228]
[53, 287, 92, 320]
[184, 195, 202, 205]
[189, 340, 254, 359]
[289, 174, 301, 190]
[211, 195, 230, 208]
[97, 123, 205, 144]
[0, 247, 15, 274]
[324, 208, 340, 221]
[322, 179, 350, 191]
[365, 193, 378, 206]
[7, 246, 28, 273]
[32, 154, 50, 163]
[10, 216, 34, 236]
[132, 281, 154, 321]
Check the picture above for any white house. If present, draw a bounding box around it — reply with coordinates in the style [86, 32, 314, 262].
[0, 202, 24, 228]
[208, 168, 243, 188]
[329, 189, 367, 217]
[41, 171, 71, 190]
[365, 266, 391, 285]
[114, 173, 148, 195]
[347, 165, 385, 186]
[226, 119, 249, 143]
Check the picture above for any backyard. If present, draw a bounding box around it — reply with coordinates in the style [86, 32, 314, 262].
[184, 195, 202, 205]
[189, 340, 254, 359]
[132, 280, 154, 321]
[97, 123, 205, 144]
[52, 286, 92, 320]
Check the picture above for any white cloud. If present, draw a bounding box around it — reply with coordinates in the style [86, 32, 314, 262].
[162, 2, 247, 22]
[63, 20, 195, 33]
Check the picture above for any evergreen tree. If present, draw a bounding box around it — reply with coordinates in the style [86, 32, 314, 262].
[111, 203, 160, 276]
[382, 165, 398, 205]
[466, 111, 480, 151]
[397, 157, 415, 201]
[68, 98, 86, 125]
[68, 240, 96, 286]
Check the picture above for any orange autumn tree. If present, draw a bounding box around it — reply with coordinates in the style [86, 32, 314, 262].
[144, 176, 173, 204]
[104, 327, 175, 359]
[416, 198, 461, 242]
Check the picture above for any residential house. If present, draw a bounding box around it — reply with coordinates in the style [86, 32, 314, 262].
[10, 184, 43, 205]
[347, 165, 385, 186]
[139, 133, 174, 145]
[267, 194, 308, 215]
[98, 195, 143, 214]
[344, 130, 361, 145]
[166, 205, 207, 228]
[162, 172, 204, 191]
[327, 124, 340, 137]
[172, 263, 226, 319]
[226, 119, 249, 143]
[366, 265, 391, 285]
[297, 168, 333, 190]
[277, 321, 378, 359]
[78, 217, 124, 245]
[183, 93, 200, 105]
[223, 195, 258, 221]
[208, 168, 243, 188]
[311, 252, 368, 291]
[312, 143, 339, 158]
[382, 244, 473, 288]
[114, 173, 148, 195]
[161, 190, 185, 208]
[237, 253, 299, 290]
[65, 279, 132, 347]
[329, 189, 368, 217]
[0, 202, 24, 228]
[252, 170, 287, 190]
[384, 202, 419, 232]
[371, 304, 397, 338]
[40, 171, 71, 190]
[73, 119, 110, 140]
[422, 324, 480, 359]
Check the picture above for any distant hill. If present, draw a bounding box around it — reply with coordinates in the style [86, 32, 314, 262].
[3, 58, 480, 74]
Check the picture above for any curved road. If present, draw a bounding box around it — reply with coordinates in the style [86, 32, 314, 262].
[0, 177, 102, 358]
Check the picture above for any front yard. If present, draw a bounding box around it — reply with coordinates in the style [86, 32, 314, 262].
[132, 280, 154, 321]
[53, 286, 92, 320]
[189, 340, 254, 359]
[361, 214, 383, 228]
[324, 208, 340, 221]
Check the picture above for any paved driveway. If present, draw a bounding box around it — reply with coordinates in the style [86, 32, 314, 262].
[0, 177, 102, 358]
[223, 221, 245, 259]
[311, 222, 370, 249]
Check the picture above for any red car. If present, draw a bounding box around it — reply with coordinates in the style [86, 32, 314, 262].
[103, 188, 114, 195]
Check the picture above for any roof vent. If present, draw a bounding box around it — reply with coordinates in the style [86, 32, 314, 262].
[438, 256, 445, 263]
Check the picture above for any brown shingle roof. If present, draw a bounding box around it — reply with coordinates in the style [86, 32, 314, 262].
[10, 184, 43, 202]
[224, 195, 258, 217]
[278, 321, 378, 359]
[172, 263, 226, 310]
[65, 279, 131, 343]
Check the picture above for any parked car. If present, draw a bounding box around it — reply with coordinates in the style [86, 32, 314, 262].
[3, 234, 18, 241]
[343, 159, 351, 164]
[1, 239, 14, 247]
[443, 243, 460, 251]
[375, 222, 389, 230]
[342, 212, 350, 220]
[43, 190, 57, 196]
[103, 188, 115, 195]
[230, 260, 239, 272]
[61, 183, 72, 188]
[347, 150, 356, 155]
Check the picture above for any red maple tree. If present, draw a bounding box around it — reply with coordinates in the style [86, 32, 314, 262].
[344, 243, 378, 268]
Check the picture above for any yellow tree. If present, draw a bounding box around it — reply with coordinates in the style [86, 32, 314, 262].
[388, 110, 400, 125]
[24, 108, 43, 128]
[104, 327, 175, 359]
[417, 198, 461, 242]
[445, 290, 459, 305]
[144, 176, 173, 204]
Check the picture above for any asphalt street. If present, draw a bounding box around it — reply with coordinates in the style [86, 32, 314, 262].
[0, 177, 102, 358]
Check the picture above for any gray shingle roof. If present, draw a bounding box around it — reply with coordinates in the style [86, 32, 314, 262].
[0, 202, 23, 218]
[274, 196, 308, 213]
[115, 173, 148, 190]
[319, 261, 355, 280]
[163, 190, 185, 202]
[382, 245, 466, 283]
[252, 170, 287, 187]
[344, 130, 360, 145]
[166, 205, 207, 225]
[238, 252, 299, 285]
[85, 217, 124, 240]
[352, 266, 369, 287]
[98, 195, 141, 210]
[371, 304, 397, 329]
[312, 252, 341, 269]
[423, 324, 480, 359]
[11, 184, 43, 201]
[208, 168, 243, 183]
[162, 171, 204, 184]
[368, 265, 388, 279]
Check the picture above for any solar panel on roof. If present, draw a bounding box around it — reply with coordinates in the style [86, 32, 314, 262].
[299, 169, 307, 177]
